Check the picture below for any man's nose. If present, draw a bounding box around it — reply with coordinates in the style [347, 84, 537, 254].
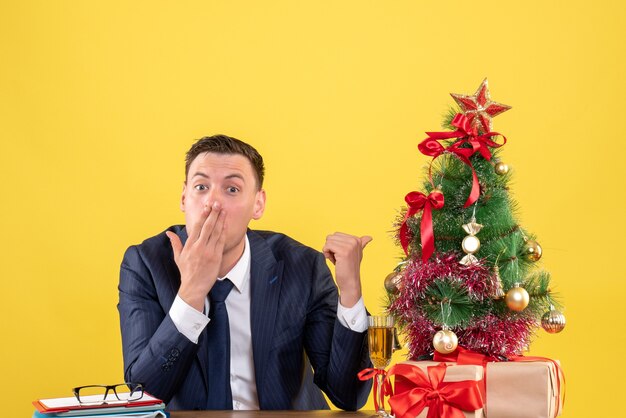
[204, 189, 222, 207]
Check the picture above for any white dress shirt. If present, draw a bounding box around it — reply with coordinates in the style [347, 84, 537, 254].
[169, 235, 368, 410]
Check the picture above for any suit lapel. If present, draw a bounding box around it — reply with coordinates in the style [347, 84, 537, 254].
[248, 231, 284, 397]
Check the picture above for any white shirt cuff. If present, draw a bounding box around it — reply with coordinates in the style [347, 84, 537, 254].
[169, 294, 210, 344]
[336, 296, 368, 332]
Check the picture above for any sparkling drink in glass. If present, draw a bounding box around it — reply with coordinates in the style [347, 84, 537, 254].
[368, 315, 394, 417]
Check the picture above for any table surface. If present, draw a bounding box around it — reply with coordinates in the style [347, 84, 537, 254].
[170, 411, 376, 418]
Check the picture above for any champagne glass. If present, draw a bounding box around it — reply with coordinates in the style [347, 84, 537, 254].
[368, 315, 394, 417]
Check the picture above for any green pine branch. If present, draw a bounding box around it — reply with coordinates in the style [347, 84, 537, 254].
[422, 279, 485, 327]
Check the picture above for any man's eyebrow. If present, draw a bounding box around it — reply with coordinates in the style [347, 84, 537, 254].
[190, 172, 209, 179]
[225, 173, 245, 181]
[190, 172, 246, 182]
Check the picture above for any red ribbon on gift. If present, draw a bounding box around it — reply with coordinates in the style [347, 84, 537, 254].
[385, 363, 484, 418]
[399, 190, 445, 261]
[358, 368, 392, 412]
[418, 113, 506, 208]
[433, 346, 497, 366]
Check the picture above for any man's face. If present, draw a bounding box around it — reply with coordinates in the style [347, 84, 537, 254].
[181, 152, 265, 256]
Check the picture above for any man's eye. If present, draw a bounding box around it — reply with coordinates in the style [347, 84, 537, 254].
[227, 186, 239, 193]
[194, 185, 207, 191]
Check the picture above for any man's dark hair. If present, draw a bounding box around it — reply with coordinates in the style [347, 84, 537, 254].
[185, 134, 265, 189]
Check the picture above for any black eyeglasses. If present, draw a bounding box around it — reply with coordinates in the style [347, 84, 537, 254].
[72, 383, 144, 405]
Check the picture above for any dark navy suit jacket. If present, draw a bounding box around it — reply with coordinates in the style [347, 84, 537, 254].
[118, 226, 371, 410]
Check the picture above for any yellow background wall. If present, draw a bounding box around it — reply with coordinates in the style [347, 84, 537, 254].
[1, 1, 624, 417]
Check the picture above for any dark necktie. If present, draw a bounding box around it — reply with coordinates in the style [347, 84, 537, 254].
[206, 278, 234, 409]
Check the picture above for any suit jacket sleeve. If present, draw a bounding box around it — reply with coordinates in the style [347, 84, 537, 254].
[304, 252, 372, 411]
[118, 244, 199, 404]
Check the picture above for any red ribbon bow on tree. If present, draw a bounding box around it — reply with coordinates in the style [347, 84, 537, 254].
[418, 113, 506, 208]
[386, 363, 484, 418]
[399, 190, 444, 261]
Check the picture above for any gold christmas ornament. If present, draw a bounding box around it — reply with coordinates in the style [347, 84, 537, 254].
[541, 307, 566, 333]
[432, 328, 458, 354]
[524, 240, 542, 261]
[384, 271, 403, 294]
[505, 283, 530, 311]
[494, 161, 509, 175]
[460, 218, 483, 266]
[462, 235, 481, 253]
[492, 266, 505, 299]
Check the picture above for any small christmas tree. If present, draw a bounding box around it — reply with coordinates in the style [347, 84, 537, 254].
[387, 79, 566, 360]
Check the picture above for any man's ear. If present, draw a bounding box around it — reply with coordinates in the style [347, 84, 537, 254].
[252, 189, 266, 220]
[180, 181, 187, 212]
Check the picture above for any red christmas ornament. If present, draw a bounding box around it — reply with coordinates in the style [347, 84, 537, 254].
[450, 78, 511, 134]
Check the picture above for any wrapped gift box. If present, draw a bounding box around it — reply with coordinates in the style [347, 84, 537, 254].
[393, 361, 485, 418]
[485, 360, 562, 418]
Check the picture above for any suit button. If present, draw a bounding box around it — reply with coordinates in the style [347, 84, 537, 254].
[171, 348, 180, 357]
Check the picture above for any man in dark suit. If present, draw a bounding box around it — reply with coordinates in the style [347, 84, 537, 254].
[118, 135, 372, 411]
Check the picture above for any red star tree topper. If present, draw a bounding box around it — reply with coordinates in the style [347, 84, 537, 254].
[450, 78, 511, 134]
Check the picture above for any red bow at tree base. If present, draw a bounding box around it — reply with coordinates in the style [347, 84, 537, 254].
[385, 363, 484, 418]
